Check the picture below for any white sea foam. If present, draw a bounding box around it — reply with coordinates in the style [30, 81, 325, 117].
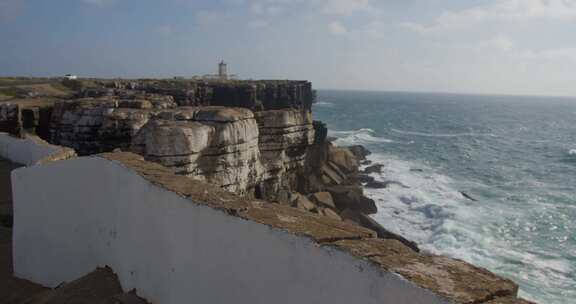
[362, 153, 476, 249]
[329, 128, 395, 146]
[330, 128, 375, 136]
[328, 126, 575, 303]
[357, 152, 575, 303]
[313, 101, 334, 106]
[391, 128, 496, 138]
[569, 149, 576, 155]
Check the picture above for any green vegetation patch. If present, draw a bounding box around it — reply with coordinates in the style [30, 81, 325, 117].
[0, 87, 24, 97]
[0, 77, 52, 87]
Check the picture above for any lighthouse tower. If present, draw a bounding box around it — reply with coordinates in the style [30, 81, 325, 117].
[218, 60, 228, 80]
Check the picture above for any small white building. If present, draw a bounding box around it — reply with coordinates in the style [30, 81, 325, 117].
[64, 74, 78, 80]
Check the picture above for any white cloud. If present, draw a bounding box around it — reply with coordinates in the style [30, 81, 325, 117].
[320, 0, 372, 16]
[498, 0, 576, 20]
[247, 0, 374, 16]
[437, 35, 516, 55]
[328, 21, 347, 35]
[403, 0, 576, 34]
[242, 0, 376, 33]
[520, 47, 576, 61]
[401, 8, 488, 33]
[450, 35, 576, 63]
[478, 35, 514, 51]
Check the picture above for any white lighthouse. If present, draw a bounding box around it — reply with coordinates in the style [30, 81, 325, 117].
[218, 60, 228, 80]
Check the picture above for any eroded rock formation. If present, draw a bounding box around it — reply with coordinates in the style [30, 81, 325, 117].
[129, 106, 316, 197]
[131, 107, 264, 195]
[254, 109, 315, 197]
[48, 96, 177, 155]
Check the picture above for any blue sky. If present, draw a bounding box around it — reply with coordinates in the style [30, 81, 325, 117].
[2, 0, 576, 96]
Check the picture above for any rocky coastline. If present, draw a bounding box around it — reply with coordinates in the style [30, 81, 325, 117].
[0, 77, 533, 303]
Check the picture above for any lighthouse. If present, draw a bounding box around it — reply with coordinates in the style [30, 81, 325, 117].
[218, 60, 228, 80]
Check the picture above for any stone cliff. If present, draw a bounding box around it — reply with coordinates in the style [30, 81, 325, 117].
[36, 80, 315, 199]
[0, 79, 407, 245]
[132, 106, 264, 195]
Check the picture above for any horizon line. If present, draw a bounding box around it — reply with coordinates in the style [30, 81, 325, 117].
[316, 88, 576, 99]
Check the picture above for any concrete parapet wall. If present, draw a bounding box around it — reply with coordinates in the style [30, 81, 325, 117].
[0, 132, 75, 166]
[11, 153, 523, 304]
[12, 155, 447, 304]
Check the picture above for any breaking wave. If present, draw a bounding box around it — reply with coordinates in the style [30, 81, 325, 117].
[313, 101, 334, 107]
[359, 152, 574, 303]
[361, 153, 472, 250]
[329, 128, 395, 146]
[569, 149, 576, 156]
[328, 127, 575, 303]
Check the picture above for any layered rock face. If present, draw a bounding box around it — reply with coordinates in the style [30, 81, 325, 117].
[254, 109, 315, 198]
[0, 103, 22, 137]
[131, 107, 315, 197]
[132, 107, 264, 195]
[45, 80, 318, 198]
[49, 96, 177, 155]
[210, 81, 314, 110]
[49, 99, 119, 154]
[135, 80, 314, 109]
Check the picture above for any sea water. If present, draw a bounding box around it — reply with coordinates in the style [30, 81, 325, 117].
[313, 90, 576, 303]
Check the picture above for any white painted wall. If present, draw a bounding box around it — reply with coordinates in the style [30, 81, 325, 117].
[12, 157, 448, 304]
[0, 133, 68, 166]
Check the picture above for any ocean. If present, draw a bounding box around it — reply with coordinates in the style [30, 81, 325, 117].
[313, 90, 576, 304]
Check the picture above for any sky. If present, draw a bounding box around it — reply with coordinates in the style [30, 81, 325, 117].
[2, 0, 576, 96]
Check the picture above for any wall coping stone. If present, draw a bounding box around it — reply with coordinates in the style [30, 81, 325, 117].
[99, 151, 526, 304]
[0, 132, 76, 166]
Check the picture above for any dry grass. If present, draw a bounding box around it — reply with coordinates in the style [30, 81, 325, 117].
[16, 84, 70, 97]
[0, 77, 52, 87]
[0, 97, 60, 108]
